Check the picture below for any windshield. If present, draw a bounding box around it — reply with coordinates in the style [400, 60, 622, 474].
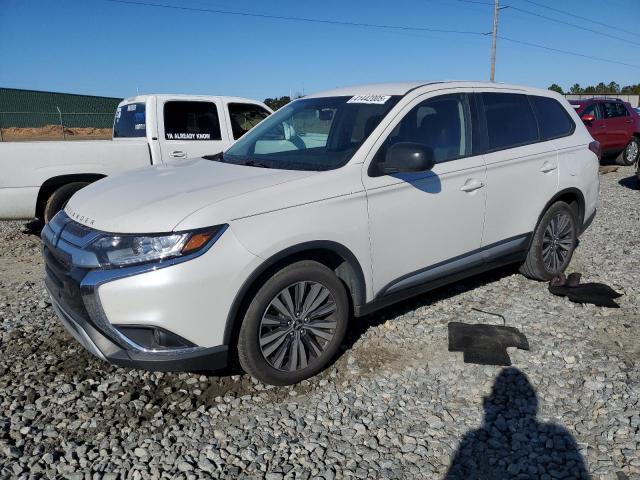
[224, 95, 401, 171]
[113, 102, 146, 138]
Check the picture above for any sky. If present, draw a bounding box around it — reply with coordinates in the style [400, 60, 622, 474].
[0, 0, 638, 101]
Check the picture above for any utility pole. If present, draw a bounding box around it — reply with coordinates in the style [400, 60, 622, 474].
[490, 0, 500, 82]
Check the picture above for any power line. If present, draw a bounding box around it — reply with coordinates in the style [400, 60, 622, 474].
[498, 35, 640, 69]
[100, 0, 640, 70]
[103, 0, 485, 36]
[521, 0, 640, 39]
[452, 0, 640, 46]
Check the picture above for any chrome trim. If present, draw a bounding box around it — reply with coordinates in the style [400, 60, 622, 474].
[50, 297, 107, 361]
[43, 212, 228, 356]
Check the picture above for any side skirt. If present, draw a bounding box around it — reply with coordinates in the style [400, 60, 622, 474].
[354, 234, 531, 317]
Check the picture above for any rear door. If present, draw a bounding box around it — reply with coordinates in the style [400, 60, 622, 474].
[602, 102, 631, 150]
[157, 97, 229, 162]
[478, 91, 558, 247]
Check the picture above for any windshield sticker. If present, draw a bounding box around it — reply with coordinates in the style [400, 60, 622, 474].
[166, 133, 211, 140]
[127, 104, 137, 111]
[347, 95, 391, 105]
[135, 123, 145, 130]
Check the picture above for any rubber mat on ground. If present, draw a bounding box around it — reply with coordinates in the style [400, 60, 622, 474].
[448, 322, 529, 366]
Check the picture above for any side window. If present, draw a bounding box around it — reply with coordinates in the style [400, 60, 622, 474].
[228, 103, 270, 140]
[582, 104, 601, 120]
[164, 101, 221, 141]
[530, 96, 575, 140]
[603, 102, 628, 119]
[375, 93, 471, 165]
[482, 93, 539, 151]
[113, 103, 146, 138]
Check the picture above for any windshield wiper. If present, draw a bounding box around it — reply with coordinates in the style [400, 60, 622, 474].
[202, 152, 225, 162]
[242, 159, 271, 168]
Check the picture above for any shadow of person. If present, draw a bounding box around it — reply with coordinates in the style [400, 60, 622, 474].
[444, 367, 591, 480]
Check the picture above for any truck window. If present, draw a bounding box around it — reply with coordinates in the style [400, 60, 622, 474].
[164, 101, 222, 141]
[113, 103, 146, 138]
[228, 103, 271, 139]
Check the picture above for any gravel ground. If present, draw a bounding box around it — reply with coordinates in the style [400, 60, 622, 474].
[0, 166, 639, 479]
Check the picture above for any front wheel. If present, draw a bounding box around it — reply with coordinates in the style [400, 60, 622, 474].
[519, 201, 577, 281]
[616, 137, 639, 166]
[237, 260, 349, 385]
[43, 182, 89, 223]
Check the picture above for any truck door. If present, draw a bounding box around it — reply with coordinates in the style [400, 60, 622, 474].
[157, 99, 228, 162]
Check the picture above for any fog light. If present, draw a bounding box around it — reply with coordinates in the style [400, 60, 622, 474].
[116, 326, 195, 350]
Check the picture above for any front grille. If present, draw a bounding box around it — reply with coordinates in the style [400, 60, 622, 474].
[43, 245, 91, 324]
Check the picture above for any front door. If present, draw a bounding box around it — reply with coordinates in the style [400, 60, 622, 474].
[363, 92, 486, 297]
[581, 103, 608, 148]
[157, 98, 229, 162]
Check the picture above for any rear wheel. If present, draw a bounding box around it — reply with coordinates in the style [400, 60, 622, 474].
[237, 260, 349, 385]
[43, 182, 89, 223]
[519, 201, 577, 281]
[616, 137, 639, 166]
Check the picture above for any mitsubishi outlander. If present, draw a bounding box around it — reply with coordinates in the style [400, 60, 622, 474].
[42, 82, 599, 385]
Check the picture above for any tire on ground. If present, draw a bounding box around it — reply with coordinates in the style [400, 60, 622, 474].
[616, 136, 639, 166]
[519, 201, 578, 281]
[43, 182, 89, 223]
[237, 260, 349, 386]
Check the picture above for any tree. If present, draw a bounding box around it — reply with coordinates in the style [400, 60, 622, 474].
[607, 81, 620, 93]
[548, 83, 564, 94]
[569, 84, 583, 94]
[263, 96, 291, 111]
[595, 82, 608, 94]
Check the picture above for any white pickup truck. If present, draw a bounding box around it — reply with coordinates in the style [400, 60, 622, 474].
[0, 94, 272, 222]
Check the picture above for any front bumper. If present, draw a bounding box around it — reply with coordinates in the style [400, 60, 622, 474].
[48, 292, 228, 371]
[42, 212, 229, 372]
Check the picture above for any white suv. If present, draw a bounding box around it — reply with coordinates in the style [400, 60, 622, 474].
[42, 81, 599, 385]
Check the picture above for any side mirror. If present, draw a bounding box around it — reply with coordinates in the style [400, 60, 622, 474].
[382, 142, 435, 175]
[581, 113, 595, 123]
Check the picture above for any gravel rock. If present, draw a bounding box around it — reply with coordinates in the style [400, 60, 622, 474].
[0, 167, 639, 478]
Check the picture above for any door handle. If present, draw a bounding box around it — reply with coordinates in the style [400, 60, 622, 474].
[460, 179, 485, 192]
[170, 150, 187, 158]
[540, 162, 557, 173]
[626, 120, 633, 124]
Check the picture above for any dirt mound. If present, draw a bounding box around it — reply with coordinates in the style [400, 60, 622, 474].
[1, 125, 111, 141]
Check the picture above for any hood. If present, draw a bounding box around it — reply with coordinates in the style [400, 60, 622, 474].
[65, 158, 315, 233]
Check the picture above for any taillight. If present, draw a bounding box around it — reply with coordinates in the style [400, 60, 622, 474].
[589, 140, 601, 161]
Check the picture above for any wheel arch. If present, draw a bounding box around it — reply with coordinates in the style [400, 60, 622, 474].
[533, 187, 585, 241]
[36, 174, 106, 219]
[223, 241, 367, 345]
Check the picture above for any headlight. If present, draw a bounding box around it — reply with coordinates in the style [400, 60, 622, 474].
[89, 225, 226, 267]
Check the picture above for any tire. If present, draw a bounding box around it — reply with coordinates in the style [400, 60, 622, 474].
[237, 260, 349, 385]
[519, 201, 578, 281]
[43, 182, 89, 223]
[616, 137, 639, 166]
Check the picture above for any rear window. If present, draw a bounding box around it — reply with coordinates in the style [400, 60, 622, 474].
[530, 96, 575, 140]
[164, 101, 222, 141]
[113, 103, 146, 138]
[603, 102, 629, 119]
[482, 93, 539, 151]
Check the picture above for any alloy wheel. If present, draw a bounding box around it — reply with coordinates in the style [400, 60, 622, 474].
[259, 281, 337, 372]
[541, 212, 574, 272]
[626, 140, 639, 163]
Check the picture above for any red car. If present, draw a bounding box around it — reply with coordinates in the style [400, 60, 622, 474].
[570, 98, 640, 166]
